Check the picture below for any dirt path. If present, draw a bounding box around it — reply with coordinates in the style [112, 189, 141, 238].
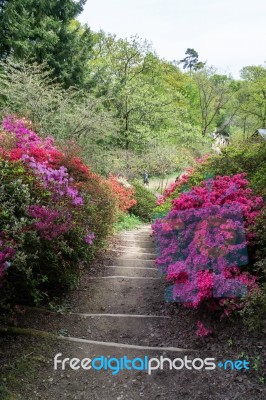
[1, 225, 265, 399]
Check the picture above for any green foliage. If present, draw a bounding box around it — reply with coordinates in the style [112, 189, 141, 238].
[115, 212, 143, 232]
[0, 59, 116, 168]
[154, 199, 173, 215]
[88, 34, 185, 151]
[0, 59, 115, 137]
[180, 48, 205, 72]
[0, 0, 93, 87]
[196, 142, 266, 196]
[239, 65, 266, 129]
[129, 181, 156, 222]
[240, 285, 266, 331]
[192, 68, 236, 136]
[85, 33, 211, 174]
[0, 34, 214, 178]
[252, 208, 266, 281]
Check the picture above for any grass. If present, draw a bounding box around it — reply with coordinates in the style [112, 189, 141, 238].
[136, 171, 179, 194]
[0, 336, 55, 400]
[115, 213, 143, 232]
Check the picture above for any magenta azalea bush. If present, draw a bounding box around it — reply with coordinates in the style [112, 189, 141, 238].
[0, 116, 118, 306]
[152, 174, 263, 320]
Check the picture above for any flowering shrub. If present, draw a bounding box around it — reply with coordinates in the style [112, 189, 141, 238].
[0, 238, 16, 283]
[156, 168, 194, 206]
[157, 156, 209, 207]
[0, 116, 118, 307]
[27, 205, 72, 240]
[153, 174, 263, 319]
[108, 175, 136, 212]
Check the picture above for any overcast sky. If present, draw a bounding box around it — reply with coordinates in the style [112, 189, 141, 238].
[78, 0, 266, 78]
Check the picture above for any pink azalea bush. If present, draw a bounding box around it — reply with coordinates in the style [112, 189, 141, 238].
[0, 116, 118, 306]
[156, 155, 209, 206]
[153, 174, 263, 320]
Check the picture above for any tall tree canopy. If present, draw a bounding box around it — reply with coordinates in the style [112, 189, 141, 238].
[0, 0, 93, 87]
[239, 65, 266, 129]
[88, 34, 186, 151]
[180, 48, 205, 72]
[192, 68, 236, 136]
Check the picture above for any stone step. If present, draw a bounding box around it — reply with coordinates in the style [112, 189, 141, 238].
[120, 240, 155, 249]
[108, 259, 155, 268]
[122, 232, 152, 236]
[103, 266, 158, 278]
[110, 250, 156, 260]
[119, 235, 153, 242]
[70, 277, 165, 314]
[23, 339, 196, 400]
[88, 276, 161, 281]
[114, 245, 155, 252]
[110, 248, 156, 257]
[14, 309, 190, 348]
[121, 231, 152, 236]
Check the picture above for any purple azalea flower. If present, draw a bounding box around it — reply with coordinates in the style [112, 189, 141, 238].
[84, 232, 95, 245]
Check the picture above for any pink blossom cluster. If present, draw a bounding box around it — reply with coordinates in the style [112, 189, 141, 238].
[2, 115, 55, 151]
[171, 174, 263, 232]
[197, 321, 213, 337]
[152, 174, 263, 316]
[84, 231, 95, 245]
[1, 116, 95, 247]
[157, 156, 209, 206]
[156, 168, 194, 206]
[28, 206, 72, 241]
[2, 116, 84, 206]
[0, 237, 16, 282]
[22, 155, 83, 206]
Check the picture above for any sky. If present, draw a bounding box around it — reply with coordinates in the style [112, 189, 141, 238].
[78, 0, 266, 78]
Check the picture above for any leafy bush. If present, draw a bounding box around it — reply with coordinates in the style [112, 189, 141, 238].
[240, 285, 266, 331]
[249, 207, 266, 284]
[115, 213, 143, 232]
[129, 180, 156, 222]
[0, 116, 118, 307]
[108, 175, 137, 212]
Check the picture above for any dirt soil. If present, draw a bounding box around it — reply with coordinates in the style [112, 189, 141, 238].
[0, 226, 265, 400]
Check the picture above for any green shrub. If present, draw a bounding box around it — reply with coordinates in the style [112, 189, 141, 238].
[115, 213, 143, 232]
[251, 208, 266, 281]
[129, 180, 156, 222]
[240, 285, 266, 331]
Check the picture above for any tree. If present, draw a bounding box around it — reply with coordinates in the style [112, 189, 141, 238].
[180, 48, 205, 73]
[87, 34, 185, 152]
[238, 65, 266, 129]
[192, 68, 237, 136]
[0, 58, 116, 146]
[0, 0, 93, 87]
